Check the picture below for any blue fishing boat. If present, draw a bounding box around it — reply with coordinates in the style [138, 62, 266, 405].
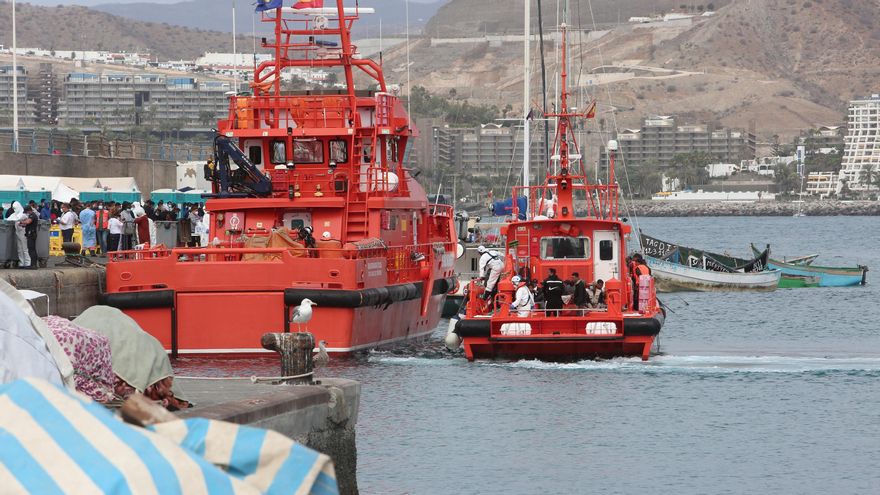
[751, 244, 868, 287]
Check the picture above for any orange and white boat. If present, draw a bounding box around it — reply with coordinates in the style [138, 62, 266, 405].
[102, 1, 456, 355]
[447, 24, 664, 361]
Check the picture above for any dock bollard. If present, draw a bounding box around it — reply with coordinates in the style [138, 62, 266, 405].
[260, 332, 314, 384]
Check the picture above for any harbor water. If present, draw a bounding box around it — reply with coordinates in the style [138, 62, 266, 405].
[176, 216, 880, 494]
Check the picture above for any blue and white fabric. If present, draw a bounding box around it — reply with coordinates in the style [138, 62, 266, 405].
[0, 378, 338, 495]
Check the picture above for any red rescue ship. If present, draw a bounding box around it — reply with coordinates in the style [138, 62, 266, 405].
[448, 24, 664, 361]
[103, 1, 456, 355]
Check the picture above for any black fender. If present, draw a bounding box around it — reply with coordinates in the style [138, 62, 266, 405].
[99, 289, 175, 309]
[622, 312, 665, 336]
[454, 318, 490, 337]
[285, 282, 424, 309]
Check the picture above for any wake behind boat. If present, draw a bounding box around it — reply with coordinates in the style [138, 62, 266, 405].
[641, 233, 780, 292]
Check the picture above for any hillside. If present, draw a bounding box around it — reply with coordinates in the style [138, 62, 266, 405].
[379, 0, 874, 152]
[0, 3, 249, 60]
[93, 0, 447, 38]
[425, 0, 733, 36]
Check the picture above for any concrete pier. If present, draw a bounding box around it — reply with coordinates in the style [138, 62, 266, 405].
[0, 264, 103, 318]
[178, 378, 361, 495]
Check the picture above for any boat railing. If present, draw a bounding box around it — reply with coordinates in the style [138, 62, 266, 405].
[512, 182, 620, 220]
[227, 95, 354, 131]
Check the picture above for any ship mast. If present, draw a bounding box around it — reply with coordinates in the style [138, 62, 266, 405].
[522, 0, 531, 198]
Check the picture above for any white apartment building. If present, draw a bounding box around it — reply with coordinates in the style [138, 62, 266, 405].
[839, 94, 880, 192]
[806, 172, 837, 199]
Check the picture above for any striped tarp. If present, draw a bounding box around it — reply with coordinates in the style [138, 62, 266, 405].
[0, 379, 338, 495]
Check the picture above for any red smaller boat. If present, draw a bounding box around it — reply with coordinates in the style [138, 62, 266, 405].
[447, 24, 664, 362]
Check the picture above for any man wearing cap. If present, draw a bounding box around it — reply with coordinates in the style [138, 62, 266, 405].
[510, 275, 534, 317]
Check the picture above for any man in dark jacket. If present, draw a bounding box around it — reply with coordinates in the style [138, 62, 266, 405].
[572, 272, 587, 311]
[21, 204, 40, 269]
[542, 268, 565, 317]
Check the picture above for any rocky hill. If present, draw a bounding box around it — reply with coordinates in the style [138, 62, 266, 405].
[381, 0, 873, 150]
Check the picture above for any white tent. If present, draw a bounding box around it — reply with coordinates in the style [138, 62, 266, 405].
[0, 176, 26, 191]
[96, 177, 140, 193]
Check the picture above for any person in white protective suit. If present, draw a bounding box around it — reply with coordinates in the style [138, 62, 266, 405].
[483, 250, 504, 301]
[8, 202, 30, 268]
[509, 275, 534, 317]
[477, 245, 492, 281]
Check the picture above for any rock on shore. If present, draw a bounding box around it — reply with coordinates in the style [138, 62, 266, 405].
[625, 200, 880, 217]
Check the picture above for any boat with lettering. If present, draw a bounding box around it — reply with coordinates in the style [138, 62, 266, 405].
[641, 234, 780, 292]
[446, 24, 665, 362]
[750, 244, 867, 287]
[102, 1, 457, 355]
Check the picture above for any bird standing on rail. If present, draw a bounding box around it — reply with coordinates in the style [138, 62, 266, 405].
[290, 298, 317, 331]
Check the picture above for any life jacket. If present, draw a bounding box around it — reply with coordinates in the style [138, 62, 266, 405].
[96, 209, 110, 230]
[634, 263, 651, 279]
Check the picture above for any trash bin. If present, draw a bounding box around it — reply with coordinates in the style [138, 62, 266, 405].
[0, 221, 17, 268]
[37, 220, 50, 267]
[155, 221, 179, 248]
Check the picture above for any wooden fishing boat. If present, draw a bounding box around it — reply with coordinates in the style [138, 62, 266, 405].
[778, 274, 821, 288]
[102, 1, 457, 355]
[641, 234, 780, 292]
[447, 24, 665, 361]
[751, 244, 867, 287]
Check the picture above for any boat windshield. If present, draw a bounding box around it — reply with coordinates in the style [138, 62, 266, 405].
[540, 236, 590, 260]
[294, 140, 324, 164]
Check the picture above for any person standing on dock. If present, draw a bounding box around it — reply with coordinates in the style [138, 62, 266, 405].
[22, 204, 39, 269]
[79, 202, 97, 257]
[95, 203, 109, 256]
[58, 203, 77, 243]
[542, 268, 565, 317]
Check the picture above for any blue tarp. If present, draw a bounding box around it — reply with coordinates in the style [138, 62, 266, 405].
[491, 196, 528, 220]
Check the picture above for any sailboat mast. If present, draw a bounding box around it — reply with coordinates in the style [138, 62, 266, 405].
[522, 0, 531, 197]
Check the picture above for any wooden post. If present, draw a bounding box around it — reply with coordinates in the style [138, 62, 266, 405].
[260, 332, 314, 384]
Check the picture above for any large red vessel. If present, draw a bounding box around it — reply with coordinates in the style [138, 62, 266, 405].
[448, 24, 664, 361]
[103, 1, 456, 355]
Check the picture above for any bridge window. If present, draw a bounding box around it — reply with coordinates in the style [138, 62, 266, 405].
[294, 139, 324, 164]
[248, 145, 262, 166]
[330, 140, 348, 163]
[599, 240, 614, 260]
[271, 140, 286, 164]
[540, 236, 590, 260]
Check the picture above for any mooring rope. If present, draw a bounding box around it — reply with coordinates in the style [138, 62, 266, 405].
[175, 371, 315, 383]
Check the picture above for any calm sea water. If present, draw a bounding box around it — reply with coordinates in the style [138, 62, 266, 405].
[177, 216, 880, 494]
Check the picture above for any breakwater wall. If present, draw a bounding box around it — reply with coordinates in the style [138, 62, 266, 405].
[628, 200, 880, 217]
[0, 151, 178, 194]
[180, 378, 361, 495]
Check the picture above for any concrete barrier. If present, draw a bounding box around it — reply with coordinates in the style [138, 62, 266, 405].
[178, 378, 361, 495]
[0, 265, 103, 318]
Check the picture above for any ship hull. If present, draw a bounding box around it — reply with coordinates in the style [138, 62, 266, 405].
[455, 314, 664, 362]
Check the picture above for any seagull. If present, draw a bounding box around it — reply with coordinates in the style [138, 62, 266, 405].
[314, 340, 330, 368]
[291, 298, 317, 332]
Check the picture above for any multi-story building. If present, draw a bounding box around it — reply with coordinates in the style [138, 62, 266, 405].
[59, 72, 232, 127]
[838, 94, 880, 192]
[798, 125, 844, 153]
[28, 63, 59, 125]
[806, 172, 838, 199]
[432, 123, 548, 181]
[0, 65, 36, 125]
[598, 115, 756, 168]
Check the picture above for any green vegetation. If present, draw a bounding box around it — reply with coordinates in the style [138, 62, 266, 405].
[668, 152, 716, 189]
[408, 86, 501, 127]
[773, 162, 801, 196]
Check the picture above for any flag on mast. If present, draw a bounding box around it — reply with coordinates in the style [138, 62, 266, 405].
[254, 0, 283, 12]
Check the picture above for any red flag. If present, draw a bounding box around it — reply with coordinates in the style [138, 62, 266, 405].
[292, 0, 324, 8]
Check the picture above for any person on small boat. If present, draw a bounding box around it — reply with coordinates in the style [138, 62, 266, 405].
[587, 279, 605, 309]
[482, 251, 504, 302]
[572, 272, 588, 310]
[477, 245, 491, 281]
[509, 275, 534, 317]
[542, 268, 565, 317]
[631, 254, 651, 311]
